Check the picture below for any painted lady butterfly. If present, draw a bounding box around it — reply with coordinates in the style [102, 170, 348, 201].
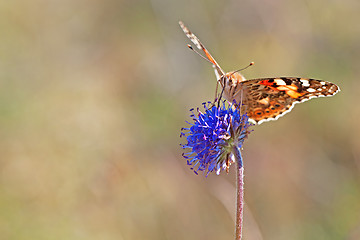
[179, 21, 340, 125]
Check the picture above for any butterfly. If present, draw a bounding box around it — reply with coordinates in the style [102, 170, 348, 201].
[179, 21, 340, 125]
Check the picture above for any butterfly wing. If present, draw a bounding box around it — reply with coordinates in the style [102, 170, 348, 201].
[232, 77, 340, 124]
[179, 21, 225, 79]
